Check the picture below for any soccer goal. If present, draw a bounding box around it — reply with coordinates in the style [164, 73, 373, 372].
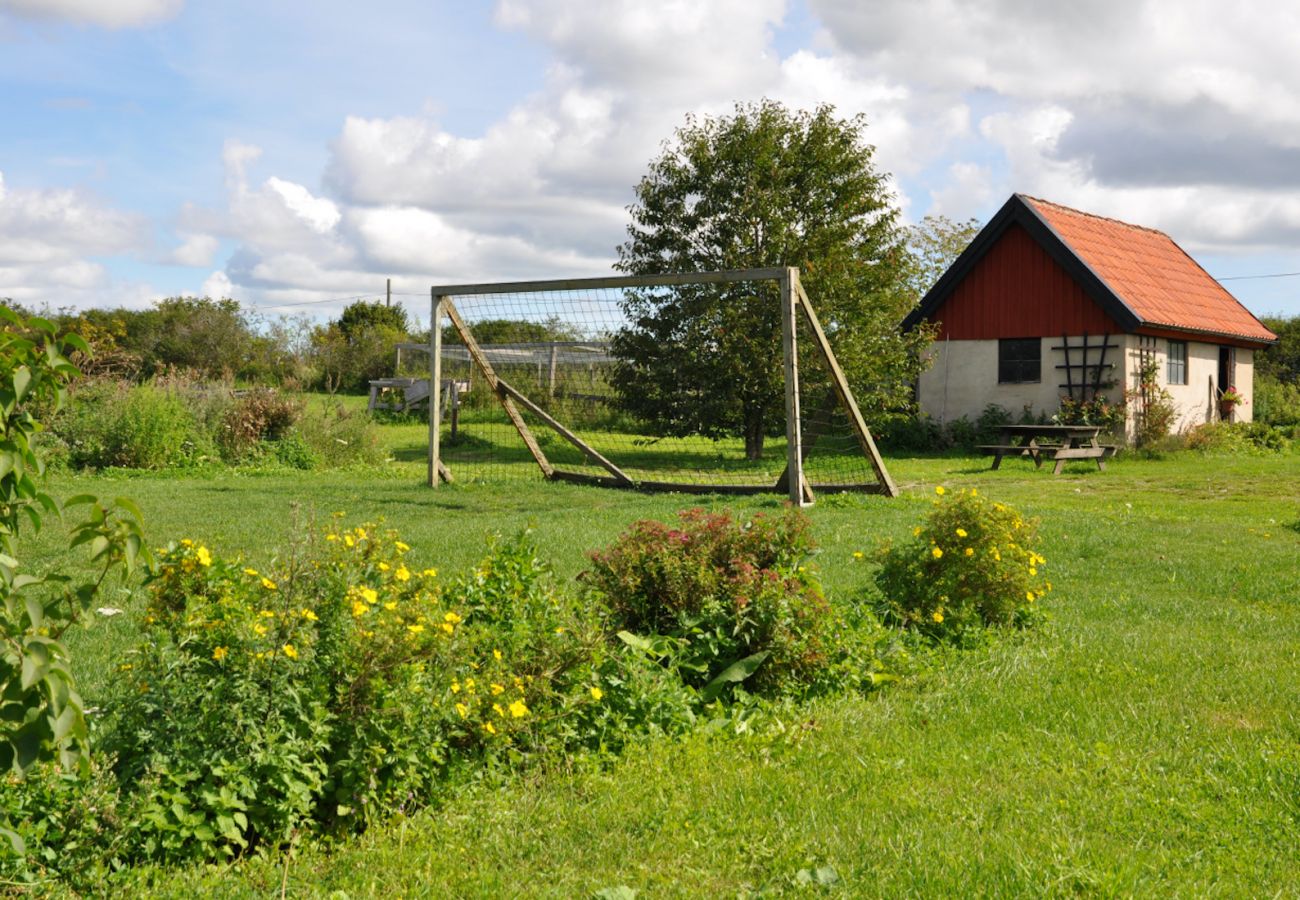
[422, 267, 897, 504]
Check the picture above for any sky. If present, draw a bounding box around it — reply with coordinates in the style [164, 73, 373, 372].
[2, 0, 1299, 326]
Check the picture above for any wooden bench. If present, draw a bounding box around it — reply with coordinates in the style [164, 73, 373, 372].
[980, 442, 1117, 473]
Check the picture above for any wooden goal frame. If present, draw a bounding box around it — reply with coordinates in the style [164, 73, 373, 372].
[425, 267, 897, 504]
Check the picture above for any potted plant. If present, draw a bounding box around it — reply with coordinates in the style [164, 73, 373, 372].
[1220, 385, 1244, 420]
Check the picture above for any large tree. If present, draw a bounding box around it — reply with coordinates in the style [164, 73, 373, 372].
[901, 214, 982, 303]
[612, 100, 932, 459]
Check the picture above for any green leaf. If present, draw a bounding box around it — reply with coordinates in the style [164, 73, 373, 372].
[700, 650, 770, 702]
[11, 366, 31, 402]
[616, 630, 654, 653]
[63, 494, 98, 508]
[0, 825, 25, 856]
[114, 496, 144, 521]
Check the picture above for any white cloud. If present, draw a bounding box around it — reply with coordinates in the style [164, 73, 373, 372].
[200, 269, 232, 299]
[0, 168, 155, 307]
[170, 233, 218, 267]
[0, 0, 182, 29]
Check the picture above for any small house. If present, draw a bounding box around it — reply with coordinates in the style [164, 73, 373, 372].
[902, 194, 1277, 435]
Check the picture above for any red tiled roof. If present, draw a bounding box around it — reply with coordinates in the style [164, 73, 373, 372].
[1022, 196, 1277, 344]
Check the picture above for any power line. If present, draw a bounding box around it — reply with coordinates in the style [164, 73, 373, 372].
[1216, 271, 1300, 282]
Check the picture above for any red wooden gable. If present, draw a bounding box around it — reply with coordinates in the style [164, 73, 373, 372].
[932, 222, 1120, 341]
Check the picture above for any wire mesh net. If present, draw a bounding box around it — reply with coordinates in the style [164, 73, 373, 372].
[429, 278, 883, 493]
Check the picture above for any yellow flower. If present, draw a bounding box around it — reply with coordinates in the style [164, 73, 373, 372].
[352, 601, 369, 617]
[955, 528, 968, 538]
[196, 547, 212, 567]
[451, 681, 461, 693]
[508, 700, 529, 718]
[300, 608, 318, 621]
[253, 623, 267, 636]
[243, 567, 259, 576]
[590, 686, 604, 701]
[212, 646, 228, 661]
[912, 526, 923, 537]
[422, 568, 437, 578]
[555, 627, 566, 635]
[359, 587, 378, 605]
[490, 683, 505, 695]
[852, 551, 864, 559]
[455, 702, 468, 718]
[993, 549, 1002, 562]
[261, 577, 277, 591]
[1029, 567, 1037, 576]
[439, 622, 454, 634]
[1026, 591, 1035, 602]
[443, 611, 462, 624]
[326, 533, 338, 542]
[395, 566, 411, 582]
[932, 611, 944, 623]
[407, 624, 425, 634]
[932, 547, 943, 559]
[378, 562, 390, 572]
[465, 678, 475, 690]
[492, 648, 502, 661]
[282, 643, 298, 660]
[395, 540, 410, 552]
[964, 547, 974, 557]
[935, 485, 946, 496]
[355, 527, 368, 540]
[344, 535, 355, 548]
[492, 703, 505, 717]
[484, 722, 496, 735]
[384, 601, 398, 611]
[180, 538, 193, 547]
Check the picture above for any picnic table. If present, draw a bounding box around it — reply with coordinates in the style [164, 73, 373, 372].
[979, 424, 1116, 475]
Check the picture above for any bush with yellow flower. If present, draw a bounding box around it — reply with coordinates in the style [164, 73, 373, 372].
[874, 487, 1051, 640]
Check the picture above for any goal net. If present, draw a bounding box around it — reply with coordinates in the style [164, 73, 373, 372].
[424, 268, 896, 504]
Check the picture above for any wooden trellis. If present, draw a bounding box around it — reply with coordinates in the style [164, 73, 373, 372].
[1053, 332, 1117, 401]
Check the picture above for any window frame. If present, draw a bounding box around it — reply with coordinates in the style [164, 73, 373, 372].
[997, 338, 1042, 385]
[1167, 339, 1188, 386]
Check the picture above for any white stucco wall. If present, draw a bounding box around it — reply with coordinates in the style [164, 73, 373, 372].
[918, 336, 1123, 424]
[918, 335, 1255, 434]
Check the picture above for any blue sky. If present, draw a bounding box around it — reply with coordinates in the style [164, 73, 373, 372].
[2, 0, 1298, 322]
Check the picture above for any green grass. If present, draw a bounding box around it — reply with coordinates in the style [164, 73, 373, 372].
[29, 444, 1300, 896]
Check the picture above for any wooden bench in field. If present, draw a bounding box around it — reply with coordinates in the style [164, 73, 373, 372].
[981, 425, 1115, 474]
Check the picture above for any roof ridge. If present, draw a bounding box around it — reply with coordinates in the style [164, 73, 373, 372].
[1019, 194, 1171, 239]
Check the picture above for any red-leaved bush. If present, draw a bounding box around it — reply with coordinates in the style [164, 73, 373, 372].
[582, 507, 831, 695]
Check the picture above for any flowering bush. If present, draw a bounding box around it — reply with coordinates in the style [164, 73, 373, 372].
[102, 525, 605, 863]
[874, 487, 1050, 641]
[583, 508, 833, 696]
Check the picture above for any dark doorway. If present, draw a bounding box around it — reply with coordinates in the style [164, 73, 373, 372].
[1218, 346, 1233, 420]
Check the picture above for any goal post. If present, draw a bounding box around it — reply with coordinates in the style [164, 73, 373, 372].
[425, 267, 898, 503]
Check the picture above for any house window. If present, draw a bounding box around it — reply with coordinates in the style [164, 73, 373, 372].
[998, 338, 1041, 384]
[1167, 340, 1188, 385]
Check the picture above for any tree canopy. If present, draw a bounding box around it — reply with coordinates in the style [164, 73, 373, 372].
[611, 99, 933, 459]
[901, 215, 982, 303]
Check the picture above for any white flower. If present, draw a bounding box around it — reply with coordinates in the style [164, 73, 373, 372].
[96, 607, 124, 617]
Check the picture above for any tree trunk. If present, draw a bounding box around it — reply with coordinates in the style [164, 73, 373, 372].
[744, 413, 765, 461]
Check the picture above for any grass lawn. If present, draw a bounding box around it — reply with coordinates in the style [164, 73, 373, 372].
[31, 445, 1300, 896]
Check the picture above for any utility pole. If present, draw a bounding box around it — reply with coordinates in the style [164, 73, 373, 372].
[386, 277, 391, 307]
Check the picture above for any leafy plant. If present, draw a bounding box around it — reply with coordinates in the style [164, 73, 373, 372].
[583, 507, 832, 696]
[0, 308, 149, 856]
[1126, 360, 1177, 448]
[875, 487, 1049, 641]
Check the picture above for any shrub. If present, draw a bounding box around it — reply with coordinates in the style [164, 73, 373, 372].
[217, 389, 303, 462]
[1126, 361, 1177, 448]
[1055, 392, 1126, 434]
[875, 487, 1050, 641]
[56, 379, 216, 469]
[296, 398, 385, 467]
[1184, 421, 1290, 454]
[583, 508, 833, 697]
[1254, 374, 1300, 428]
[101, 526, 606, 863]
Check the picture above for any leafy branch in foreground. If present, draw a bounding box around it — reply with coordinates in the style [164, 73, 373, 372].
[0, 308, 149, 852]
